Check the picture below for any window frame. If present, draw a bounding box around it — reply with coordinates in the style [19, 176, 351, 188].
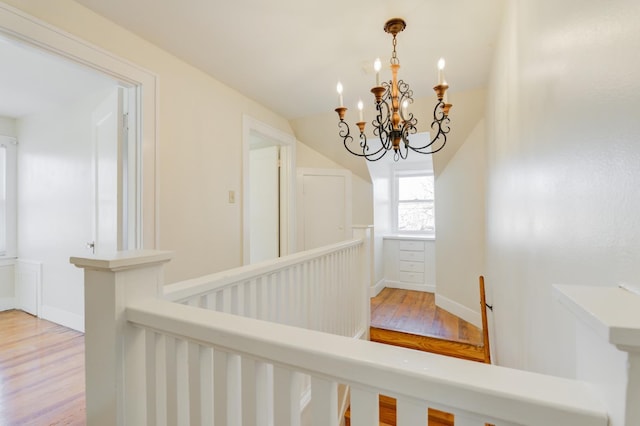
[0, 135, 17, 258]
[392, 170, 435, 236]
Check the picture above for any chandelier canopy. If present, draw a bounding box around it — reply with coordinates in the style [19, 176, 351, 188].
[334, 18, 452, 161]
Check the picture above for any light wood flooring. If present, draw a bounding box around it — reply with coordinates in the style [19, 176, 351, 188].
[369, 288, 486, 363]
[0, 310, 86, 425]
[371, 287, 482, 345]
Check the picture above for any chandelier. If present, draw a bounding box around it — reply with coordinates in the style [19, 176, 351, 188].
[334, 18, 452, 161]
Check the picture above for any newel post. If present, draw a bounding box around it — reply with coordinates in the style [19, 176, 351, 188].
[353, 225, 373, 338]
[71, 250, 173, 426]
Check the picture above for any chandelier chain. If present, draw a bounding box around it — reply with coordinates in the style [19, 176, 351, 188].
[391, 35, 399, 65]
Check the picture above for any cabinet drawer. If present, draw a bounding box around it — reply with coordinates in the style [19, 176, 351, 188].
[399, 261, 425, 273]
[399, 271, 425, 284]
[399, 240, 425, 251]
[399, 250, 424, 262]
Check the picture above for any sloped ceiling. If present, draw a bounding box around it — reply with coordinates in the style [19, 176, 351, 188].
[73, 0, 505, 176]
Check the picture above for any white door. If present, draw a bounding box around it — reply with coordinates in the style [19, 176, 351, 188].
[91, 88, 124, 254]
[298, 169, 352, 251]
[249, 145, 280, 263]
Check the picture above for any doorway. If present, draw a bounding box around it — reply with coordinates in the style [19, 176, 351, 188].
[242, 115, 296, 265]
[0, 5, 158, 330]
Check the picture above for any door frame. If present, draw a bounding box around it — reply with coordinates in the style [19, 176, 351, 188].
[0, 3, 158, 249]
[242, 115, 296, 265]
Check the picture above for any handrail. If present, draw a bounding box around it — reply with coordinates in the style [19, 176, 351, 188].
[164, 237, 364, 302]
[127, 299, 608, 426]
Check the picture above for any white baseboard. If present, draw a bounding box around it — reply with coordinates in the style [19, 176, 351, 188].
[0, 297, 16, 311]
[435, 293, 482, 328]
[40, 304, 84, 332]
[369, 278, 386, 297]
[385, 280, 436, 294]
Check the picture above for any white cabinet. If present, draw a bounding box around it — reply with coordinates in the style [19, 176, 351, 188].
[383, 236, 435, 292]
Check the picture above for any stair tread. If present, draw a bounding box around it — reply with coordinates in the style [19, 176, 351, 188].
[370, 326, 486, 362]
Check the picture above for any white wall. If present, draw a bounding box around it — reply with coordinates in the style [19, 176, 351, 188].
[3, 0, 296, 284]
[486, 0, 640, 391]
[434, 119, 486, 326]
[0, 116, 16, 309]
[16, 87, 114, 330]
[0, 116, 16, 136]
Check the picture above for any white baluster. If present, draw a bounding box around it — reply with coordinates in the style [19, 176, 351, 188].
[215, 291, 224, 312]
[255, 361, 272, 426]
[205, 293, 215, 310]
[227, 354, 242, 426]
[213, 350, 228, 425]
[199, 346, 214, 426]
[155, 332, 167, 426]
[223, 287, 232, 314]
[241, 357, 257, 426]
[165, 336, 178, 425]
[231, 285, 239, 315]
[310, 376, 338, 426]
[176, 339, 190, 426]
[274, 366, 302, 426]
[349, 387, 379, 426]
[396, 397, 427, 426]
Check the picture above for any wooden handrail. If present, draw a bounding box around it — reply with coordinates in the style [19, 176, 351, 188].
[479, 275, 492, 364]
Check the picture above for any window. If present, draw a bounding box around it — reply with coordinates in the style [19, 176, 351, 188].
[0, 136, 16, 257]
[394, 172, 435, 235]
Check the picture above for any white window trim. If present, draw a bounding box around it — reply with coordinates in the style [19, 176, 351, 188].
[0, 135, 17, 258]
[392, 169, 435, 237]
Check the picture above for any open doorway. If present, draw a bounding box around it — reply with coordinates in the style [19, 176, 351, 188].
[242, 115, 296, 265]
[0, 4, 158, 330]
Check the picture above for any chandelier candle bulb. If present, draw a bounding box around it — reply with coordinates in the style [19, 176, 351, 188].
[336, 81, 344, 107]
[374, 58, 382, 86]
[438, 58, 445, 85]
[358, 100, 364, 122]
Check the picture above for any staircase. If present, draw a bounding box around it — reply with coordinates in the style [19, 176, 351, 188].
[345, 277, 493, 425]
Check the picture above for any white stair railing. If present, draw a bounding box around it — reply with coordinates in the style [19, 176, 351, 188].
[71, 250, 610, 426]
[164, 226, 372, 339]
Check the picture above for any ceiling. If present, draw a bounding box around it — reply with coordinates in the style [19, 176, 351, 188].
[73, 0, 506, 121]
[0, 35, 116, 119]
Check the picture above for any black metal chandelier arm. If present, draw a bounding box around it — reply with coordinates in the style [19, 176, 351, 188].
[339, 119, 388, 160]
[408, 120, 449, 153]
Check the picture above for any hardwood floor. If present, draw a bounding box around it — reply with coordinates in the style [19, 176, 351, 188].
[371, 288, 483, 346]
[0, 310, 86, 425]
